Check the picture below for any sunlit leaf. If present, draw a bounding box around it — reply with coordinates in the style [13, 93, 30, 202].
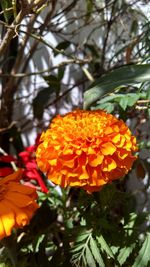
[96, 235, 115, 259]
[85, 246, 96, 267]
[117, 244, 135, 265]
[90, 237, 105, 267]
[84, 64, 150, 109]
[133, 233, 150, 267]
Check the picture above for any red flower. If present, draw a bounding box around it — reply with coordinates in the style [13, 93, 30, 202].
[19, 145, 48, 193]
[0, 167, 14, 177]
[0, 155, 16, 177]
[0, 136, 48, 193]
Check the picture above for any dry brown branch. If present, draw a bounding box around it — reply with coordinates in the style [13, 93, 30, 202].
[0, 0, 47, 55]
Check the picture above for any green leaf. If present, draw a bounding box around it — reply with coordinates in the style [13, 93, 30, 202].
[85, 246, 96, 267]
[54, 41, 70, 56]
[84, 64, 150, 109]
[94, 92, 145, 111]
[124, 213, 137, 236]
[71, 231, 94, 267]
[119, 96, 129, 110]
[71, 244, 85, 253]
[58, 66, 65, 80]
[43, 75, 60, 91]
[117, 244, 136, 265]
[133, 233, 150, 267]
[96, 235, 115, 259]
[75, 230, 92, 243]
[90, 238, 105, 267]
[116, 93, 140, 110]
[127, 94, 140, 106]
[33, 86, 56, 119]
[91, 102, 115, 113]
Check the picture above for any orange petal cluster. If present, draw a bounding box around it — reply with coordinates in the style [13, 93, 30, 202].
[36, 110, 138, 193]
[0, 169, 39, 240]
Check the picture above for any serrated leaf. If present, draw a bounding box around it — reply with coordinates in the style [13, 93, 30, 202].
[127, 94, 140, 106]
[91, 91, 145, 111]
[84, 64, 150, 109]
[75, 230, 92, 243]
[97, 235, 115, 259]
[82, 255, 87, 267]
[85, 246, 96, 267]
[124, 213, 137, 236]
[119, 96, 129, 110]
[115, 93, 140, 110]
[133, 233, 150, 267]
[71, 245, 84, 253]
[71, 231, 93, 267]
[117, 244, 135, 265]
[90, 237, 105, 267]
[111, 246, 119, 255]
[92, 102, 115, 113]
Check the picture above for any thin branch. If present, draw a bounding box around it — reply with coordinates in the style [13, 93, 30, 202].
[0, 58, 91, 78]
[0, 0, 47, 55]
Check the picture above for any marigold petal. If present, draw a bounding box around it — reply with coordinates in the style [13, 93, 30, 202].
[103, 158, 117, 171]
[0, 202, 15, 237]
[6, 201, 30, 227]
[0, 218, 5, 240]
[118, 149, 129, 159]
[111, 134, 121, 144]
[79, 166, 89, 179]
[89, 154, 104, 167]
[6, 192, 34, 208]
[48, 159, 57, 166]
[62, 159, 75, 168]
[9, 182, 38, 196]
[0, 169, 23, 185]
[101, 142, 116, 155]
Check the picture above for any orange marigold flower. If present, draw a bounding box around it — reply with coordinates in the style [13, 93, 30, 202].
[0, 169, 39, 240]
[36, 110, 138, 193]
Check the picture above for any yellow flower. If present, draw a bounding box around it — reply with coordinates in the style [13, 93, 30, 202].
[0, 170, 39, 240]
[36, 110, 138, 193]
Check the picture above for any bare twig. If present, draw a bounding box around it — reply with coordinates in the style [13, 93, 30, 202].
[0, 0, 47, 55]
[0, 147, 18, 171]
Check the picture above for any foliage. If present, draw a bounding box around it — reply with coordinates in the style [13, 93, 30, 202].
[0, 0, 150, 266]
